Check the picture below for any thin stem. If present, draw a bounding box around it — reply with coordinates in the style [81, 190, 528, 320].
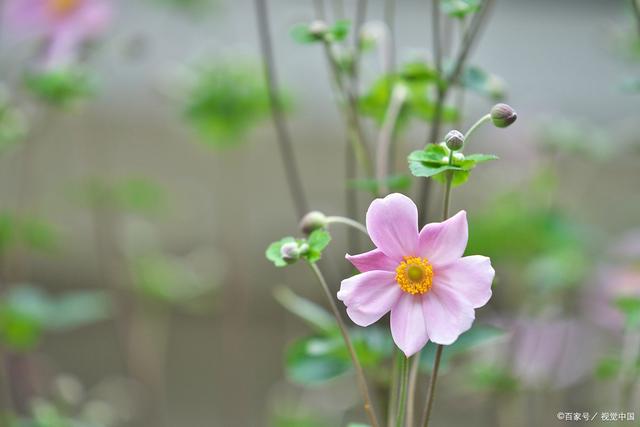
[254, 0, 309, 219]
[322, 40, 374, 178]
[616, 327, 640, 408]
[384, 0, 397, 75]
[395, 355, 409, 427]
[309, 263, 381, 427]
[432, 0, 443, 76]
[326, 215, 369, 236]
[421, 344, 444, 427]
[463, 113, 491, 146]
[631, 0, 640, 37]
[417, 0, 495, 220]
[387, 348, 400, 427]
[405, 355, 421, 427]
[376, 84, 408, 195]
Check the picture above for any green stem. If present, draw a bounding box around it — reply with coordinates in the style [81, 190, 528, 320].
[326, 215, 369, 236]
[387, 348, 400, 427]
[462, 113, 491, 147]
[395, 354, 409, 427]
[421, 344, 444, 427]
[309, 263, 381, 427]
[376, 84, 408, 195]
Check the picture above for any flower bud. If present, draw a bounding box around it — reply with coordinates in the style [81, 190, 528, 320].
[309, 20, 329, 37]
[280, 242, 301, 264]
[299, 211, 328, 235]
[444, 130, 465, 151]
[490, 103, 517, 128]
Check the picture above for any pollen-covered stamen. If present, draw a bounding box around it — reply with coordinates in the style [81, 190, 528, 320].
[395, 256, 434, 295]
[48, 0, 80, 16]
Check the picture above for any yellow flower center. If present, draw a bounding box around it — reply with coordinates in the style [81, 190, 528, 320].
[395, 256, 434, 295]
[48, 0, 80, 16]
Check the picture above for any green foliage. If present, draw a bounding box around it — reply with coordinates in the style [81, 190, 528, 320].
[441, 0, 481, 18]
[74, 178, 167, 216]
[183, 61, 271, 148]
[470, 364, 519, 393]
[290, 20, 351, 44]
[266, 230, 332, 267]
[595, 356, 621, 380]
[273, 286, 335, 334]
[359, 62, 459, 128]
[349, 174, 412, 193]
[0, 212, 59, 255]
[615, 296, 640, 328]
[459, 65, 506, 100]
[419, 325, 504, 372]
[537, 119, 611, 160]
[24, 68, 95, 108]
[131, 254, 218, 308]
[408, 143, 498, 187]
[0, 89, 27, 154]
[0, 285, 111, 351]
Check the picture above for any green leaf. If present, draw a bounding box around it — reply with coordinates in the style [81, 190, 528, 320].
[470, 364, 518, 393]
[266, 237, 296, 267]
[615, 296, 640, 328]
[183, 61, 273, 148]
[420, 325, 503, 372]
[0, 286, 111, 350]
[464, 153, 499, 163]
[441, 0, 481, 18]
[285, 335, 352, 385]
[20, 217, 58, 252]
[114, 179, 166, 215]
[304, 230, 331, 263]
[459, 65, 506, 100]
[273, 286, 336, 335]
[290, 24, 323, 44]
[595, 356, 621, 380]
[24, 68, 95, 108]
[328, 20, 351, 42]
[0, 92, 27, 154]
[0, 212, 17, 255]
[349, 174, 412, 193]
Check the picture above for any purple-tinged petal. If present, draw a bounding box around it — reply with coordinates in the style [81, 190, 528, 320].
[434, 256, 494, 308]
[418, 210, 468, 267]
[346, 248, 398, 273]
[337, 271, 402, 327]
[366, 193, 419, 259]
[390, 294, 429, 356]
[422, 285, 475, 345]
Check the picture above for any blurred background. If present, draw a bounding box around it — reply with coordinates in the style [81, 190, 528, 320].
[0, 0, 639, 426]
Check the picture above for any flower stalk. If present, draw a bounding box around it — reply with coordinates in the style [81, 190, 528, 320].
[376, 84, 408, 195]
[395, 354, 410, 427]
[326, 215, 369, 235]
[308, 262, 381, 427]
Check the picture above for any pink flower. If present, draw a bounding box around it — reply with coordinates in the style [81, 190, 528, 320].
[3, 0, 112, 67]
[337, 193, 495, 356]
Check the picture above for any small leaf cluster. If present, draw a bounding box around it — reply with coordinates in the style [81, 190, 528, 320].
[441, 0, 481, 19]
[0, 213, 59, 255]
[183, 61, 272, 148]
[266, 229, 331, 267]
[24, 67, 95, 109]
[290, 20, 351, 44]
[408, 143, 498, 187]
[0, 285, 111, 351]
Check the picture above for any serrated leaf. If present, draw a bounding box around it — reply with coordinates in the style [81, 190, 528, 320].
[273, 286, 336, 334]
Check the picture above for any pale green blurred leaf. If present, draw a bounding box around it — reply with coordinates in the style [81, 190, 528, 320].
[441, 0, 481, 18]
[273, 286, 335, 335]
[24, 68, 95, 108]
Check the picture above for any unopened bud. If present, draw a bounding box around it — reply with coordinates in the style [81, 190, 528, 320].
[309, 20, 329, 37]
[490, 103, 517, 128]
[299, 211, 328, 235]
[280, 242, 301, 264]
[444, 130, 465, 151]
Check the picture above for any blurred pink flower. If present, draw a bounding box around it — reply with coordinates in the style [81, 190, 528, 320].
[510, 318, 597, 389]
[3, 0, 112, 67]
[337, 193, 495, 356]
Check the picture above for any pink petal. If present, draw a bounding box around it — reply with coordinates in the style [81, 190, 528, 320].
[366, 193, 419, 259]
[337, 271, 402, 327]
[390, 294, 429, 356]
[418, 210, 468, 267]
[434, 256, 494, 308]
[346, 248, 398, 273]
[422, 285, 475, 345]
